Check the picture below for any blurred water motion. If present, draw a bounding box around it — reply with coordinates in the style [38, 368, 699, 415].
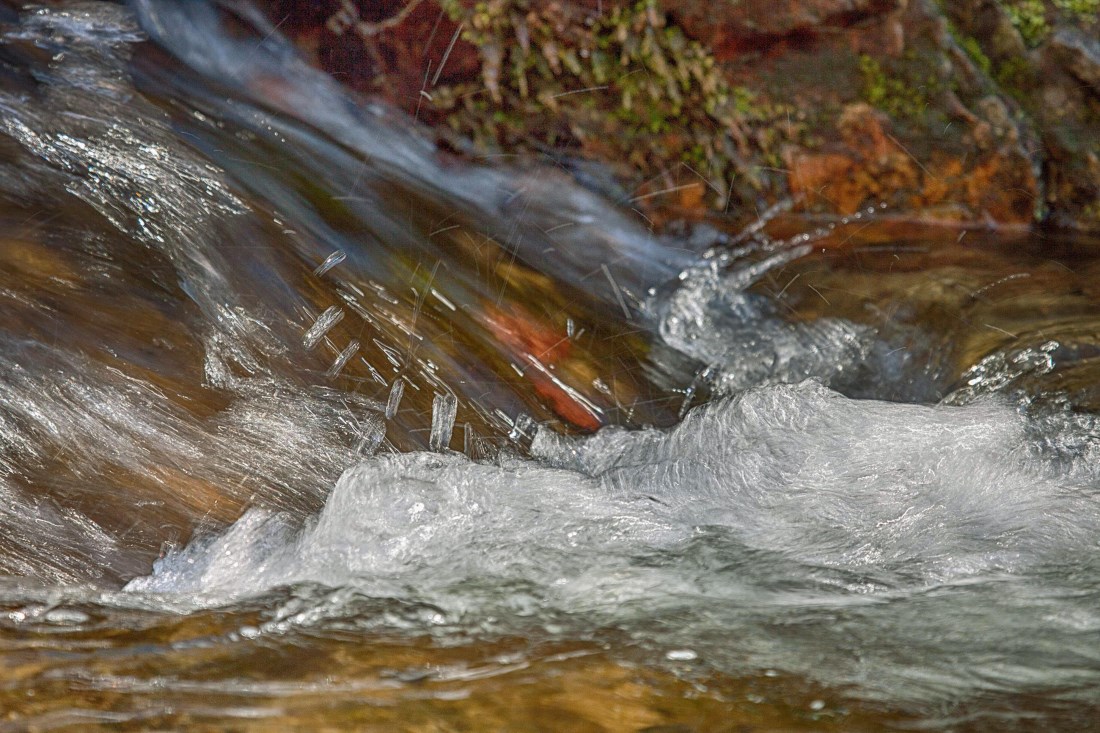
[2, 1, 1100, 730]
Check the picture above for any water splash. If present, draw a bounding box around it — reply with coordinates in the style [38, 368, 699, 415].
[128, 380, 1100, 707]
[652, 247, 875, 395]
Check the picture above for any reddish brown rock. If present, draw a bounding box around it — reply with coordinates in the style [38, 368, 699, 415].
[788, 104, 1038, 224]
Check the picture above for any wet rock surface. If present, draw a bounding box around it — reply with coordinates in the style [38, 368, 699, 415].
[262, 0, 1099, 231]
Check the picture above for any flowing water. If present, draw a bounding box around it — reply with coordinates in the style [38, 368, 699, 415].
[2, 1, 1100, 730]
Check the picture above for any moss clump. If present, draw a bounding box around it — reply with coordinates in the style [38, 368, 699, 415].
[995, 55, 1036, 93]
[1052, 0, 1099, 20]
[1003, 0, 1049, 47]
[858, 54, 943, 123]
[993, 1, 1097, 49]
[431, 0, 804, 210]
[960, 35, 993, 76]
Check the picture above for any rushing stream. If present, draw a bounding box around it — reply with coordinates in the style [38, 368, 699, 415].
[2, 2, 1100, 730]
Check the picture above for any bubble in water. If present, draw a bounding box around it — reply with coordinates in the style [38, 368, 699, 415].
[666, 649, 698, 661]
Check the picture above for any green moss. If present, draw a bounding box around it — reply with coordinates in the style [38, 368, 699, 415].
[432, 0, 803, 209]
[995, 55, 1035, 93]
[1003, 0, 1049, 47]
[1052, 0, 1099, 21]
[993, 1, 1097, 49]
[1084, 200, 1100, 225]
[960, 36, 993, 76]
[859, 54, 940, 122]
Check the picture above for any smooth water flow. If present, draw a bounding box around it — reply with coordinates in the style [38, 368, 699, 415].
[2, 2, 1100, 729]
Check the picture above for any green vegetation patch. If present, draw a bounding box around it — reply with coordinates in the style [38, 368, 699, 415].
[1003, 0, 1049, 47]
[858, 53, 945, 125]
[1002, 0, 1098, 48]
[1052, 0, 1099, 21]
[432, 0, 806, 209]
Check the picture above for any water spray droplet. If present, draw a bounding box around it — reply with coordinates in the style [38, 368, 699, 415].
[313, 250, 346, 277]
[327, 340, 359, 377]
[385, 379, 405, 419]
[303, 306, 343, 350]
[430, 392, 457, 451]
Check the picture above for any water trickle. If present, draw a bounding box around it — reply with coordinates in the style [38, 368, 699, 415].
[313, 250, 347, 278]
[385, 379, 406, 420]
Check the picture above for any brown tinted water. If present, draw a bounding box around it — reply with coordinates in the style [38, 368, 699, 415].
[2, 2, 1100, 730]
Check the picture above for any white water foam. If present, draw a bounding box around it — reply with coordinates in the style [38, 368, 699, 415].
[131, 381, 1100, 598]
[128, 381, 1100, 703]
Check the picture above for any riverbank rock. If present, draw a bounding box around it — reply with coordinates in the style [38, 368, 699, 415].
[261, 0, 1099, 231]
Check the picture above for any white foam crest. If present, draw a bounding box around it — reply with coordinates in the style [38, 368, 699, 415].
[131, 380, 1100, 610]
[655, 253, 874, 395]
[124, 382, 1100, 703]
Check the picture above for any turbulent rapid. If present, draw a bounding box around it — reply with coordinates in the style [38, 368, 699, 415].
[132, 382, 1100, 709]
[2, 1, 1100, 730]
